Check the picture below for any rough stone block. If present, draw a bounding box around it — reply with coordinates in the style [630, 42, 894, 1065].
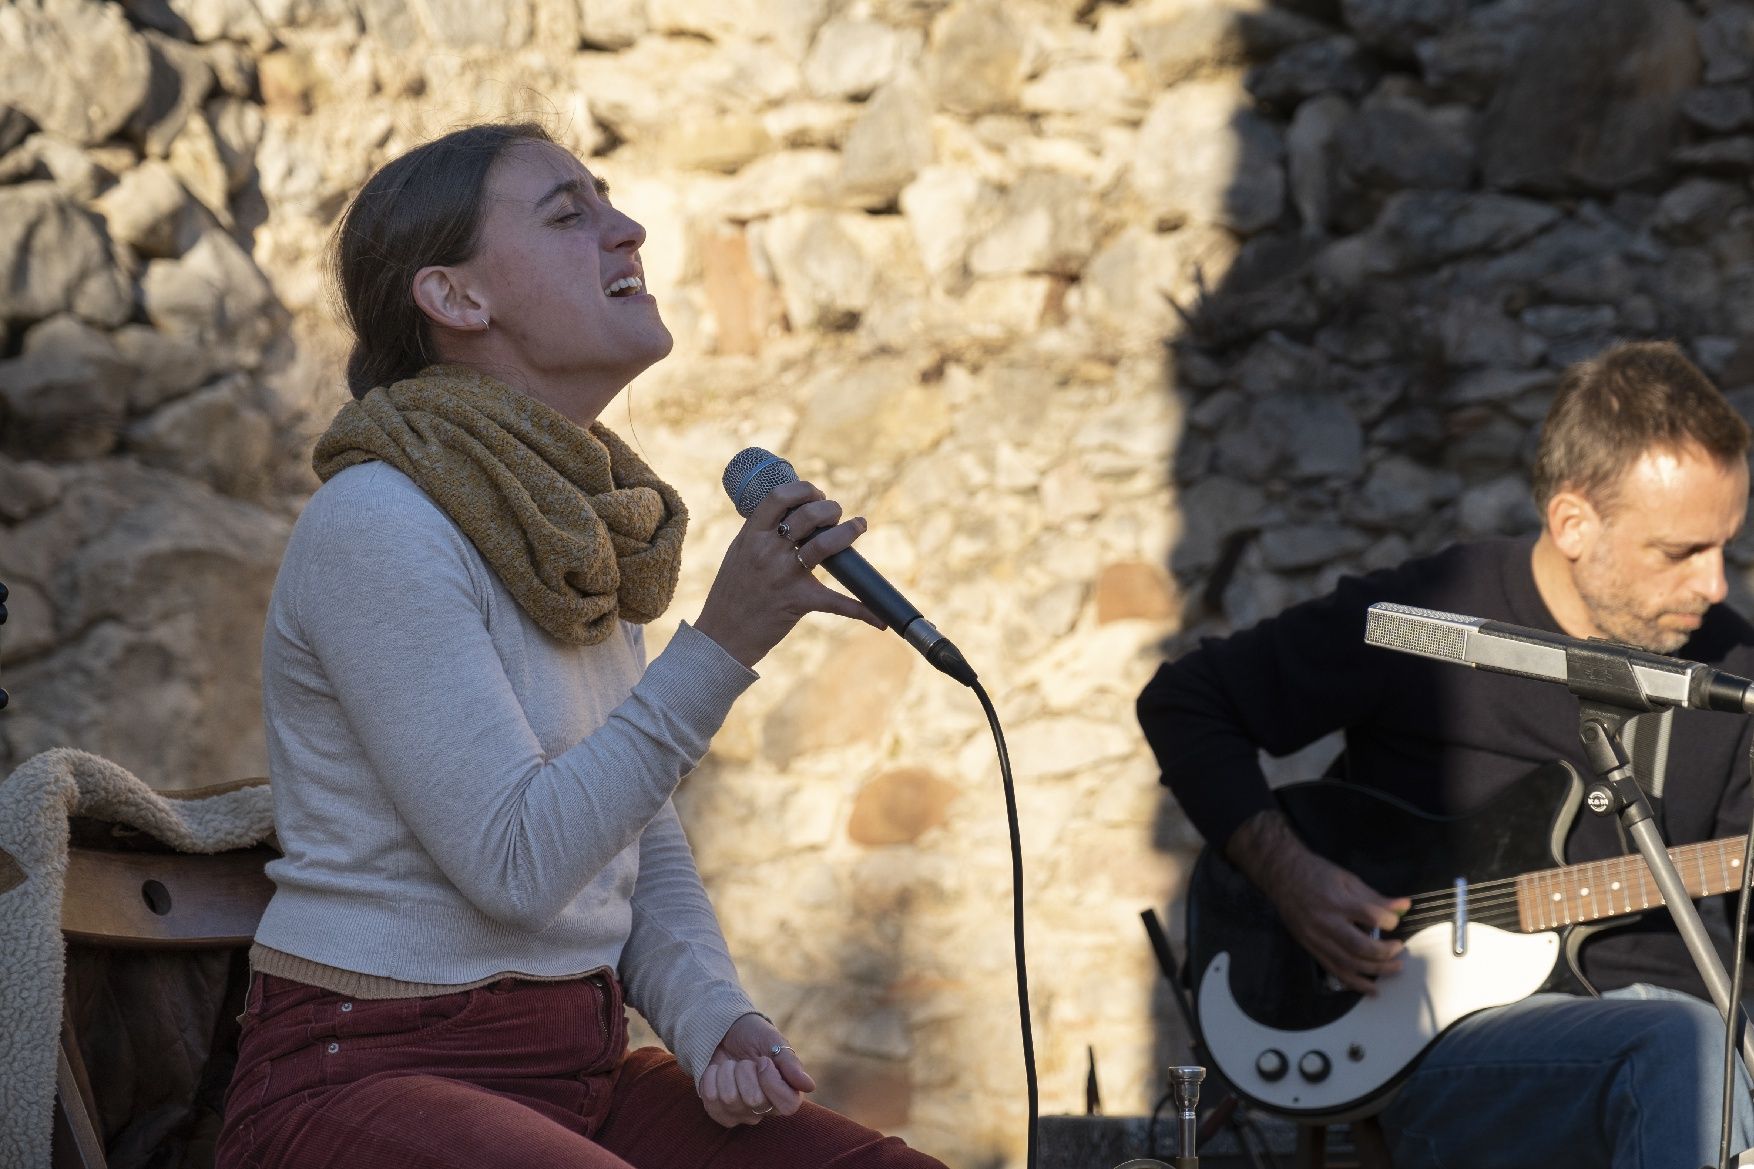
[927, 0, 1025, 117]
[968, 170, 1097, 279]
[1342, 0, 1467, 56]
[139, 228, 277, 354]
[848, 767, 956, 845]
[0, 0, 152, 147]
[1094, 561, 1176, 623]
[1248, 34, 1374, 109]
[838, 74, 934, 208]
[0, 184, 133, 329]
[0, 315, 131, 459]
[755, 209, 876, 332]
[804, 17, 914, 101]
[1134, 78, 1285, 235]
[1480, 0, 1699, 192]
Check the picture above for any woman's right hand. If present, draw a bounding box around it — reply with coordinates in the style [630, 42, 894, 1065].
[693, 479, 884, 669]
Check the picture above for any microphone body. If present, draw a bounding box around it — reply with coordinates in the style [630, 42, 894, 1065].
[1364, 602, 1754, 714]
[722, 448, 977, 687]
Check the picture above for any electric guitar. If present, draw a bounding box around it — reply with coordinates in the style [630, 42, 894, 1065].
[1186, 761, 1750, 1120]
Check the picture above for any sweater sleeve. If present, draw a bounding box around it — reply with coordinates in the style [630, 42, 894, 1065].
[618, 801, 758, 1080]
[1137, 569, 1402, 851]
[286, 470, 757, 932]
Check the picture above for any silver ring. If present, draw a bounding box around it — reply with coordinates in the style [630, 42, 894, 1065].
[769, 1043, 796, 1058]
[754, 1105, 774, 1115]
[777, 521, 792, 541]
[794, 548, 808, 570]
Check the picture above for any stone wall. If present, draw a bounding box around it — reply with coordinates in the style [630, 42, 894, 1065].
[1170, 0, 1754, 641]
[3, 0, 1752, 1165]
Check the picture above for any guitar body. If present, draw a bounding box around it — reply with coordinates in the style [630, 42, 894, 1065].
[1187, 761, 1597, 1119]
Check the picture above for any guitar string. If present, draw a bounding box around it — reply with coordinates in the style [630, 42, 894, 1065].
[1397, 903, 1521, 931]
[1382, 893, 1554, 931]
[1298, 839, 1745, 936]
[1398, 880, 1660, 929]
[1400, 860, 1735, 912]
[1396, 872, 1722, 931]
[1385, 888, 1554, 929]
[1379, 845, 1741, 930]
[1364, 838, 1743, 905]
[1401, 887, 1639, 922]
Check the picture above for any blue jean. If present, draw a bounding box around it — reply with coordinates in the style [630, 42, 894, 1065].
[1379, 984, 1754, 1169]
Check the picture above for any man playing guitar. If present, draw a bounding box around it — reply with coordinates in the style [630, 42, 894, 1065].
[1139, 341, 1754, 1167]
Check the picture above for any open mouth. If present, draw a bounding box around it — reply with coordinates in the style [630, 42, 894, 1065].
[605, 275, 645, 298]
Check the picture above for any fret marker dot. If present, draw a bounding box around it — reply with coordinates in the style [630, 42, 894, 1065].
[1611, 882, 1621, 891]
[1579, 887, 1590, 896]
[1551, 893, 1562, 901]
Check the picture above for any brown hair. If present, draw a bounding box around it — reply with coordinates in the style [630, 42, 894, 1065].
[330, 122, 555, 399]
[1531, 340, 1751, 515]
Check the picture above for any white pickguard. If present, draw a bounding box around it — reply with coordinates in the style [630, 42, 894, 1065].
[1197, 923, 1561, 1117]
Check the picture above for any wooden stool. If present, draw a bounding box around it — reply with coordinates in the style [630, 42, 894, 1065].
[53, 842, 276, 1169]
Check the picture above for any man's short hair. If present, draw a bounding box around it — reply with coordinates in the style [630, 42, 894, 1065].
[1531, 340, 1751, 515]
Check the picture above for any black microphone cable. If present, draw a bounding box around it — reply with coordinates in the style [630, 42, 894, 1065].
[970, 675, 1038, 1169]
[720, 449, 1038, 1167]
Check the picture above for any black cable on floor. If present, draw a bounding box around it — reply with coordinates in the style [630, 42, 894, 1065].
[972, 678, 1036, 1169]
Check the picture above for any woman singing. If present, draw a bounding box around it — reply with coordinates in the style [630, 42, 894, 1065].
[216, 121, 946, 1169]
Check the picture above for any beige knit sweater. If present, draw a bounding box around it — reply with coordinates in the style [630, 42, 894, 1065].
[253, 461, 759, 1078]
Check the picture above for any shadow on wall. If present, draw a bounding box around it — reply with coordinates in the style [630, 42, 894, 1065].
[0, 26, 310, 789]
[1152, 0, 1754, 1100]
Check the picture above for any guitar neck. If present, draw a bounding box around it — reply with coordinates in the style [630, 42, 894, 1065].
[1516, 836, 1750, 931]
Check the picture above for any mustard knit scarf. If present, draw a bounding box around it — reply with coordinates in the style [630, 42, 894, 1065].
[312, 364, 687, 646]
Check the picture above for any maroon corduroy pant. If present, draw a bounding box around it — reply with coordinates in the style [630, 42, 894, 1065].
[215, 972, 945, 1169]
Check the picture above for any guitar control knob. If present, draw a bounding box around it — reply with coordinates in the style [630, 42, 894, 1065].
[1298, 1051, 1331, 1083]
[1255, 1049, 1288, 1082]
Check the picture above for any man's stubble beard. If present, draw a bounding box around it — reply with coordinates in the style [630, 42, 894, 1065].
[1571, 541, 1701, 655]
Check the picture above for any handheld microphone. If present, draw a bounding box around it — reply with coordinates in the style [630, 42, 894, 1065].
[1364, 602, 1754, 714]
[721, 448, 977, 687]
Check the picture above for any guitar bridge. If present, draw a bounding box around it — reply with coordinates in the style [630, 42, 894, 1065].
[1453, 876, 1468, 956]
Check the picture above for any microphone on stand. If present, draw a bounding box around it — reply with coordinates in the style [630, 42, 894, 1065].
[1363, 602, 1754, 714]
[721, 447, 977, 687]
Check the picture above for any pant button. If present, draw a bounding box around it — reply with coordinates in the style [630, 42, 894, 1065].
[340, 1002, 353, 1012]
[327, 1042, 340, 1054]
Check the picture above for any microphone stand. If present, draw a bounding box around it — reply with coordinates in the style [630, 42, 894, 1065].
[1576, 697, 1754, 1085]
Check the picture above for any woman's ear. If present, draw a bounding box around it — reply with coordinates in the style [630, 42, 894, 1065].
[411, 265, 489, 333]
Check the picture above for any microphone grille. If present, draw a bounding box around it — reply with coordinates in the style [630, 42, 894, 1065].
[1364, 603, 1472, 662]
[722, 447, 798, 517]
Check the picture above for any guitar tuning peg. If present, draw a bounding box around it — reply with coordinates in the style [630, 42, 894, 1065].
[0, 688, 9, 710]
[0, 580, 9, 602]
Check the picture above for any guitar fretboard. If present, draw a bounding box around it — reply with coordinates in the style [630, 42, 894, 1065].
[1516, 836, 1750, 931]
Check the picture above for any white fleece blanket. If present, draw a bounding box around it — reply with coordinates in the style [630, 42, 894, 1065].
[0, 748, 274, 1169]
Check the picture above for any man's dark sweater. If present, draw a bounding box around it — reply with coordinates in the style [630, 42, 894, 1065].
[1138, 538, 1754, 1000]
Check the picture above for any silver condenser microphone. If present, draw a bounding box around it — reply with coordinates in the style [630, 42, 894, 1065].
[1364, 602, 1754, 714]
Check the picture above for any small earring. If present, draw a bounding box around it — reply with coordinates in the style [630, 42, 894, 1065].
[478, 315, 490, 329]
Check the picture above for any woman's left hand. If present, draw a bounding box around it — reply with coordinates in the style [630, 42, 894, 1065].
[696, 1012, 817, 1127]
